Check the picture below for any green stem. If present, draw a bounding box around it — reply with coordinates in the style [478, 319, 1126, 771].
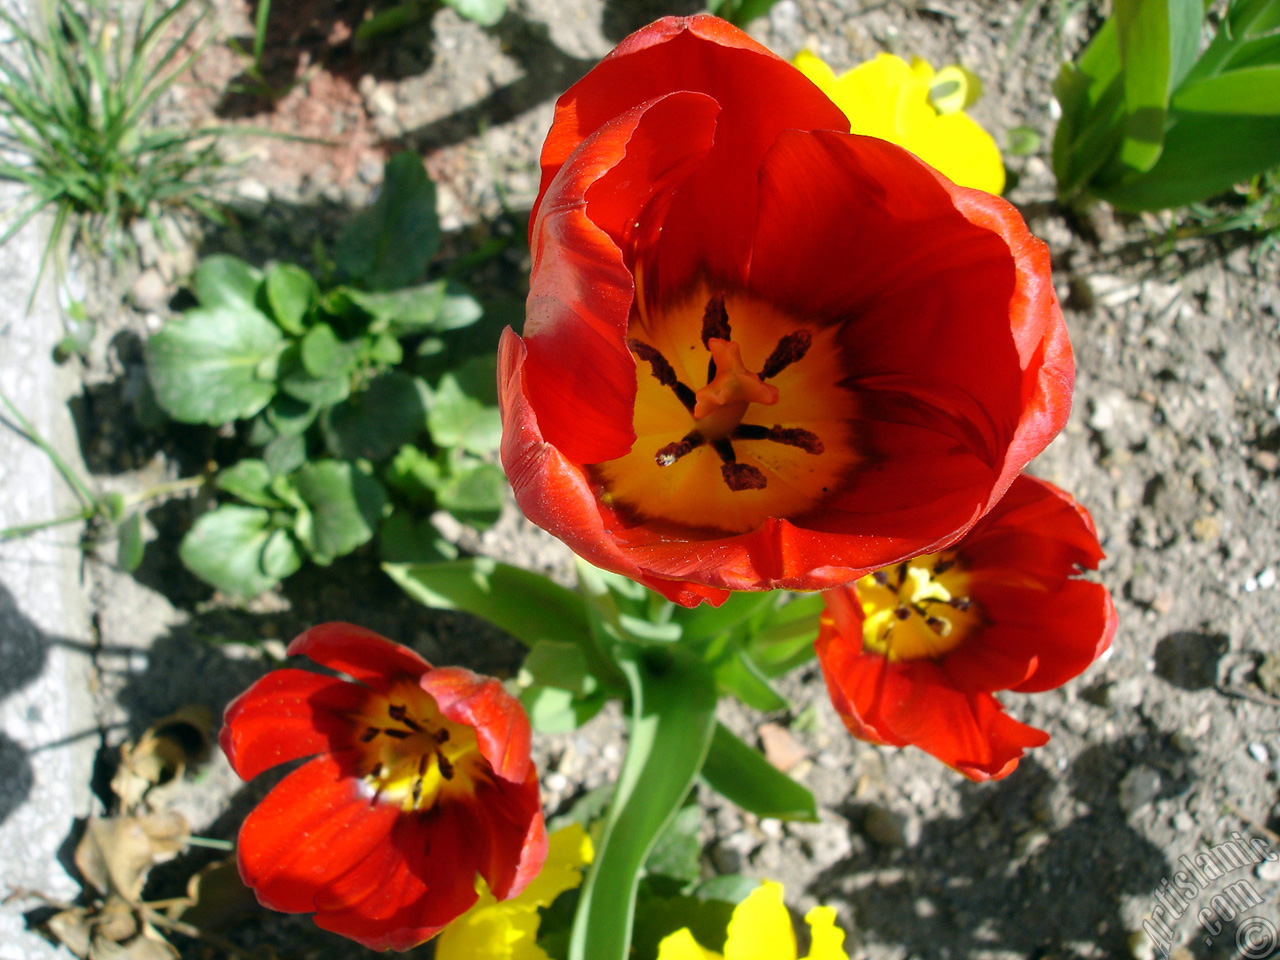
[0, 387, 95, 508]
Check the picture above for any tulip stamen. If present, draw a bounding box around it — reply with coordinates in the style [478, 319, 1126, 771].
[701, 293, 731, 347]
[856, 552, 981, 660]
[761, 330, 812, 379]
[655, 432, 705, 466]
[629, 338, 696, 412]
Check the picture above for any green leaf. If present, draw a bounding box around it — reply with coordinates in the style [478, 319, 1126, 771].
[701, 723, 819, 822]
[568, 651, 717, 960]
[300, 323, 361, 380]
[264, 433, 308, 476]
[265, 262, 318, 335]
[335, 152, 440, 290]
[443, 0, 506, 26]
[179, 505, 299, 599]
[217, 459, 283, 507]
[746, 593, 825, 676]
[292, 460, 387, 565]
[644, 803, 703, 885]
[377, 512, 458, 564]
[146, 305, 283, 425]
[192, 255, 262, 311]
[520, 640, 598, 698]
[264, 393, 318, 438]
[430, 458, 506, 528]
[384, 558, 594, 650]
[322, 372, 427, 461]
[672, 590, 775, 643]
[277, 344, 352, 407]
[1173, 66, 1280, 115]
[714, 650, 789, 712]
[521, 685, 607, 733]
[427, 372, 501, 455]
[116, 511, 145, 572]
[1114, 0, 1176, 172]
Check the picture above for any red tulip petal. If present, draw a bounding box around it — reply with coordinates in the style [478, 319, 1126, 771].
[536, 16, 847, 291]
[818, 628, 1048, 780]
[310, 811, 479, 950]
[220, 668, 369, 780]
[499, 327, 731, 607]
[287, 622, 433, 687]
[523, 91, 720, 465]
[419, 666, 533, 784]
[457, 768, 547, 901]
[1003, 580, 1116, 692]
[237, 754, 399, 915]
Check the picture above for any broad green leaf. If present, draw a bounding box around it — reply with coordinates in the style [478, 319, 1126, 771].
[322, 372, 427, 461]
[673, 590, 775, 643]
[426, 372, 502, 455]
[192, 255, 262, 310]
[377, 512, 458, 564]
[383, 444, 443, 506]
[747, 592, 825, 676]
[568, 652, 717, 960]
[1173, 66, 1280, 114]
[292, 460, 387, 565]
[265, 262, 318, 335]
[443, 0, 506, 26]
[264, 433, 308, 476]
[264, 394, 318, 438]
[300, 323, 361, 380]
[384, 558, 595, 651]
[701, 723, 819, 822]
[644, 803, 702, 885]
[430, 458, 506, 527]
[179, 505, 293, 599]
[521, 685, 606, 733]
[334, 152, 441, 290]
[714, 651, 789, 712]
[519, 640, 598, 698]
[1114, 0, 1177, 172]
[116, 511, 145, 572]
[347, 280, 445, 326]
[277, 344, 352, 407]
[146, 306, 283, 425]
[217, 459, 282, 507]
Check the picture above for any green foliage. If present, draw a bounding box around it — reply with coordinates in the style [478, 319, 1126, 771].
[146, 153, 501, 599]
[1054, 0, 1280, 212]
[0, 0, 229, 303]
[353, 0, 508, 47]
[704, 0, 783, 28]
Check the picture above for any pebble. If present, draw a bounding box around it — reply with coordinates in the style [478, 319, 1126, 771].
[128, 268, 170, 313]
[1257, 858, 1280, 883]
[1248, 742, 1270, 763]
[1118, 765, 1162, 814]
[862, 805, 914, 847]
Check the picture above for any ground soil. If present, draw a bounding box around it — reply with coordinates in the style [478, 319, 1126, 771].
[21, 0, 1280, 957]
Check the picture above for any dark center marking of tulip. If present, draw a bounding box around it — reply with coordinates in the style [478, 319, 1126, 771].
[362, 701, 463, 809]
[630, 296, 823, 492]
[876, 560, 973, 643]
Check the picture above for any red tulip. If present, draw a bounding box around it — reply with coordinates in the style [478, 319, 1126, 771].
[499, 15, 1074, 607]
[219, 623, 547, 950]
[815, 474, 1116, 780]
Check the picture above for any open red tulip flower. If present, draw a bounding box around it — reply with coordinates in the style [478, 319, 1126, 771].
[218, 623, 547, 950]
[499, 15, 1074, 607]
[816, 474, 1116, 781]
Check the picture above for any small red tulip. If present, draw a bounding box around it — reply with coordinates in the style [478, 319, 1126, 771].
[816, 475, 1116, 780]
[219, 623, 547, 950]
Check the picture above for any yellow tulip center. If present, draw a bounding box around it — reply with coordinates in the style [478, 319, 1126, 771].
[355, 683, 487, 812]
[854, 553, 982, 660]
[592, 287, 859, 534]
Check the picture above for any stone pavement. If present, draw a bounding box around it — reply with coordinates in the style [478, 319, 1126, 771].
[0, 186, 97, 956]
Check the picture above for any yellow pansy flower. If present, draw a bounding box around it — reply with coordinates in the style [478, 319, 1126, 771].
[656, 880, 850, 960]
[435, 823, 594, 960]
[794, 49, 1006, 195]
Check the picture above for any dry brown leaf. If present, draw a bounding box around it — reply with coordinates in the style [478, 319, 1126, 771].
[74, 812, 189, 903]
[95, 895, 139, 943]
[46, 908, 93, 958]
[111, 706, 213, 811]
[88, 923, 179, 960]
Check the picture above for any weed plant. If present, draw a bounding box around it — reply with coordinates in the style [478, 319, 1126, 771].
[0, 0, 227, 304]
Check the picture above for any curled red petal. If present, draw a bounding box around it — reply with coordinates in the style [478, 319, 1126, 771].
[458, 767, 548, 901]
[237, 754, 400, 917]
[219, 668, 368, 780]
[523, 91, 720, 465]
[420, 666, 533, 784]
[287, 622, 433, 688]
[498, 327, 730, 607]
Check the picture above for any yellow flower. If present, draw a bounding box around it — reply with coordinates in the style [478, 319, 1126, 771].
[435, 823, 594, 960]
[794, 50, 1006, 195]
[656, 880, 850, 960]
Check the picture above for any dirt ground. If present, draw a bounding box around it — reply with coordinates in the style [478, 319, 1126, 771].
[17, 0, 1280, 957]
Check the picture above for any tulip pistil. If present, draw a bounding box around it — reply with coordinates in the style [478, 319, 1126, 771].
[857, 553, 982, 661]
[358, 685, 486, 812]
[596, 287, 859, 533]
